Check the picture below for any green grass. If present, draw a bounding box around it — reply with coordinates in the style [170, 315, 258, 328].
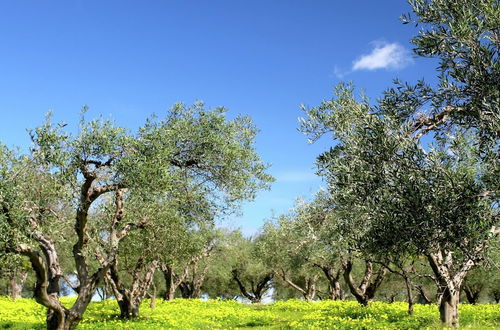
[0, 297, 499, 329]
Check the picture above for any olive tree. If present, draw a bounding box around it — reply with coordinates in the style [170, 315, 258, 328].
[288, 193, 347, 301]
[300, 0, 499, 325]
[0, 254, 30, 300]
[225, 233, 274, 303]
[159, 225, 210, 301]
[259, 209, 325, 301]
[0, 137, 79, 330]
[300, 83, 497, 326]
[103, 161, 257, 316]
[98, 192, 184, 318]
[0, 103, 272, 329]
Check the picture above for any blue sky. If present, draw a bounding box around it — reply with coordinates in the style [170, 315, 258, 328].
[0, 0, 438, 235]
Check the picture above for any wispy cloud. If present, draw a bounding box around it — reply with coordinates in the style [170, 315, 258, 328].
[352, 42, 413, 71]
[333, 65, 349, 79]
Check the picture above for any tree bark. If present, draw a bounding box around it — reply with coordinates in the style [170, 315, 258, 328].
[439, 287, 460, 327]
[463, 283, 481, 304]
[342, 259, 387, 306]
[279, 270, 319, 301]
[161, 263, 189, 301]
[162, 264, 176, 300]
[190, 261, 210, 298]
[177, 246, 214, 299]
[13, 214, 107, 330]
[149, 282, 156, 309]
[161, 244, 214, 300]
[316, 265, 344, 300]
[192, 283, 203, 298]
[179, 282, 193, 298]
[106, 257, 158, 319]
[329, 281, 343, 300]
[18, 243, 94, 330]
[426, 249, 478, 328]
[117, 296, 140, 319]
[232, 269, 273, 303]
[9, 271, 27, 300]
[404, 277, 414, 315]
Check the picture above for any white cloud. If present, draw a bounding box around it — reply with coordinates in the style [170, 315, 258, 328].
[352, 42, 413, 71]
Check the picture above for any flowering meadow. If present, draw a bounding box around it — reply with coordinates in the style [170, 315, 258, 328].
[0, 297, 499, 329]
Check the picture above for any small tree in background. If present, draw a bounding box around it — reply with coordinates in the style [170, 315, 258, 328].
[227, 233, 274, 303]
[259, 207, 328, 301]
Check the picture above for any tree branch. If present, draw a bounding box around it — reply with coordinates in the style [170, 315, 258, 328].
[412, 106, 455, 139]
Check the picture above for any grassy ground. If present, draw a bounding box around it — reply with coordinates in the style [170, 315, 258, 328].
[0, 297, 499, 329]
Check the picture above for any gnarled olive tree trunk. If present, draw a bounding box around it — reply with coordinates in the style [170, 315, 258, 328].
[342, 259, 387, 306]
[425, 249, 480, 328]
[179, 263, 208, 299]
[278, 269, 319, 301]
[105, 257, 158, 319]
[19, 240, 104, 330]
[170, 245, 214, 299]
[161, 263, 189, 301]
[314, 264, 344, 300]
[439, 287, 460, 327]
[18, 184, 140, 329]
[232, 269, 273, 303]
[161, 245, 213, 301]
[462, 282, 483, 304]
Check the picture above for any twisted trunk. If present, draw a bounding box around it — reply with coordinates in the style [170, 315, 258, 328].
[5, 156, 151, 329]
[439, 288, 460, 327]
[315, 264, 344, 300]
[106, 257, 158, 319]
[463, 283, 482, 304]
[232, 270, 273, 303]
[179, 281, 194, 298]
[177, 247, 214, 299]
[179, 265, 208, 298]
[279, 269, 319, 301]
[19, 242, 103, 330]
[41, 185, 136, 328]
[426, 249, 479, 328]
[117, 297, 140, 319]
[342, 259, 387, 306]
[161, 263, 190, 301]
[162, 264, 176, 301]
